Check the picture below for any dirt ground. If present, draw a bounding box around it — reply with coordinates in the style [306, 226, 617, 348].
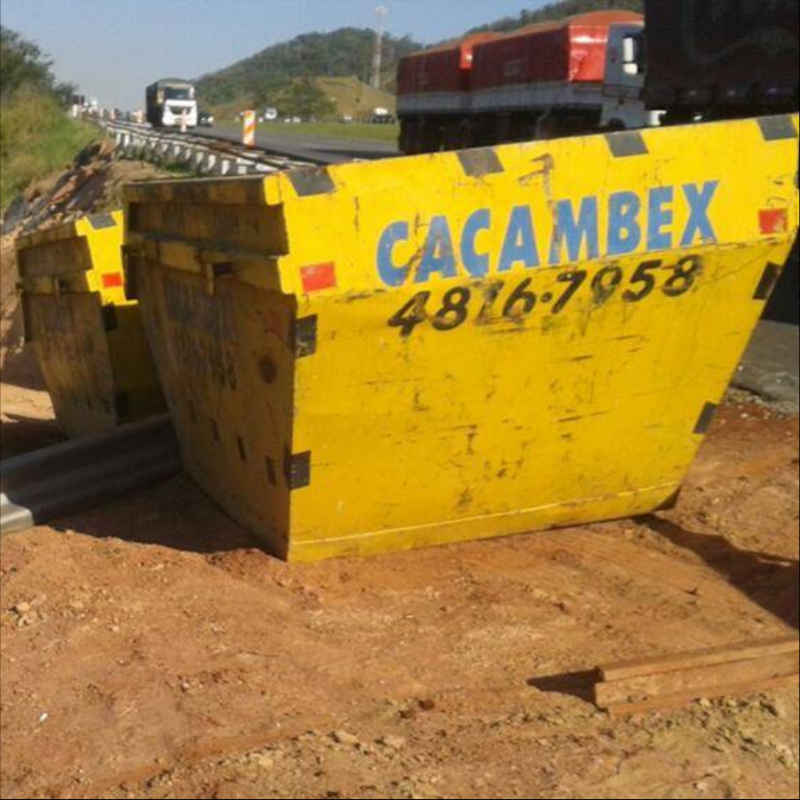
[1, 391, 798, 800]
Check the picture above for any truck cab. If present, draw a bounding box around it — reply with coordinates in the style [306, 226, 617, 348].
[602, 23, 663, 130]
[146, 79, 198, 129]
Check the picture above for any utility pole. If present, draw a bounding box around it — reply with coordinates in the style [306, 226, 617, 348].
[372, 3, 389, 90]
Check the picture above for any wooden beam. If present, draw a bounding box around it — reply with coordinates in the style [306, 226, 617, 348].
[594, 635, 799, 715]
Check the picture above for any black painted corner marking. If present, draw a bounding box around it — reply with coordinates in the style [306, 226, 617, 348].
[102, 303, 118, 332]
[287, 451, 312, 490]
[606, 131, 649, 158]
[458, 148, 504, 177]
[758, 116, 798, 142]
[88, 212, 117, 230]
[694, 402, 719, 435]
[289, 168, 336, 197]
[122, 249, 139, 300]
[265, 456, 278, 486]
[114, 391, 130, 421]
[295, 315, 318, 358]
[21, 299, 35, 343]
[754, 262, 783, 301]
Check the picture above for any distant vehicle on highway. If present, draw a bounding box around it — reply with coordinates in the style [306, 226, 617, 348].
[198, 110, 215, 127]
[263, 107, 279, 121]
[146, 78, 198, 128]
[369, 112, 397, 125]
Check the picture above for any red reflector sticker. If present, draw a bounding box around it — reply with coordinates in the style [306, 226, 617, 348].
[301, 263, 337, 293]
[102, 272, 124, 289]
[760, 209, 789, 235]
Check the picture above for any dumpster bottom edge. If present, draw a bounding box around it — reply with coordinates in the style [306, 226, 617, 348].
[286, 480, 682, 563]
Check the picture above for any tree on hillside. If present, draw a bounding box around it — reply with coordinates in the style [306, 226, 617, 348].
[0, 26, 55, 100]
[469, 0, 644, 33]
[0, 25, 74, 103]
[251, 75, 291, 109]
[274, 78, 337, 120]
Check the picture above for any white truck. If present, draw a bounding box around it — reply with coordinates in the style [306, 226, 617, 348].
[145, 79, 198, 129]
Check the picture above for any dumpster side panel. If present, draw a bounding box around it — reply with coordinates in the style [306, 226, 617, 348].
[16, 211, 166, 437]
[79, 211, 167, 422]
[105, 304, 168, 422]
[25, 293, 118, 437]
[131, 256, 296, 556]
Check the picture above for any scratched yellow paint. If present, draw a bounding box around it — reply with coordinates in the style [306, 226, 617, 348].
[125, 115, 799, 561]
[16, 211, 165, 437]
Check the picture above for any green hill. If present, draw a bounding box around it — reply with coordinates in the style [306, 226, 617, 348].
[196, 27, 421, 111]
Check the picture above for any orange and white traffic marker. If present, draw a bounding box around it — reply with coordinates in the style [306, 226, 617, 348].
[243, 110, 256, 147]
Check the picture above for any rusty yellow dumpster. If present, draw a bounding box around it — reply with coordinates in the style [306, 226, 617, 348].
[124, 114, 799, 562]
[16, 211, 166, 438]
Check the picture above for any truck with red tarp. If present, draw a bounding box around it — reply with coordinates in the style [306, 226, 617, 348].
[398, 11, 653, 154]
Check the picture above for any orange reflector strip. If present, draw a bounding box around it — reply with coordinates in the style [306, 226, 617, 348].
[301, 263, 337, 293]
[760, 209, 789, 235]
[102, 272, 124, 289]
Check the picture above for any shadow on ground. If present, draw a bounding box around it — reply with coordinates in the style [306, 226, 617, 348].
[0, 413, 65, 459]
[643, 514, 799, 631]
[527, 669, 598, 704]
[47, 473, 259, 555]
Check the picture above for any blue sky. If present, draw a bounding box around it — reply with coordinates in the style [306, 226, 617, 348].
[1, 0, 548, 109]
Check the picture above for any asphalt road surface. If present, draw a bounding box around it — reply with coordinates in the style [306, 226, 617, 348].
[736, 320, 800, 413]
[200, 123, 400, 164]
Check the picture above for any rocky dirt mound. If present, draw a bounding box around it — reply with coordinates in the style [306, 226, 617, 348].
[0, 139, 167, 241]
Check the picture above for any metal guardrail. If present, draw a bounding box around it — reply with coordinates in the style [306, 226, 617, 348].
[0, 415, 181, 536]
[103, 120, 320, 175]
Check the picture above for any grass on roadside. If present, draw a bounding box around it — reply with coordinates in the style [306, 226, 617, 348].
[213, 118, 400, 145]
[0, 92, 98, 210]
[261, 120, 399, 144]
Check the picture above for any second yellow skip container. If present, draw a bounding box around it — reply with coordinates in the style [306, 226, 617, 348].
[16, 211, 166, 438]
[124, 115, 799, 562]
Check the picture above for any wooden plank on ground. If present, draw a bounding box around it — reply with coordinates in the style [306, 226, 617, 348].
[605, 675, 799, 717]
[600, 635, 800, 682]
[595, 635, 799, 715]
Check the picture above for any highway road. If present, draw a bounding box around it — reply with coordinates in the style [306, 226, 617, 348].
[199, 122, 400, 164]
[736, 320, 799, 414]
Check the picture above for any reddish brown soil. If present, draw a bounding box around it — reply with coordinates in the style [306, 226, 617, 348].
[1, 400, 798, 800]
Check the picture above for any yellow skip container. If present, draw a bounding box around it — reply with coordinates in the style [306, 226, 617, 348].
[16, 211, 165, 438]
[124, 115, 799, 561]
